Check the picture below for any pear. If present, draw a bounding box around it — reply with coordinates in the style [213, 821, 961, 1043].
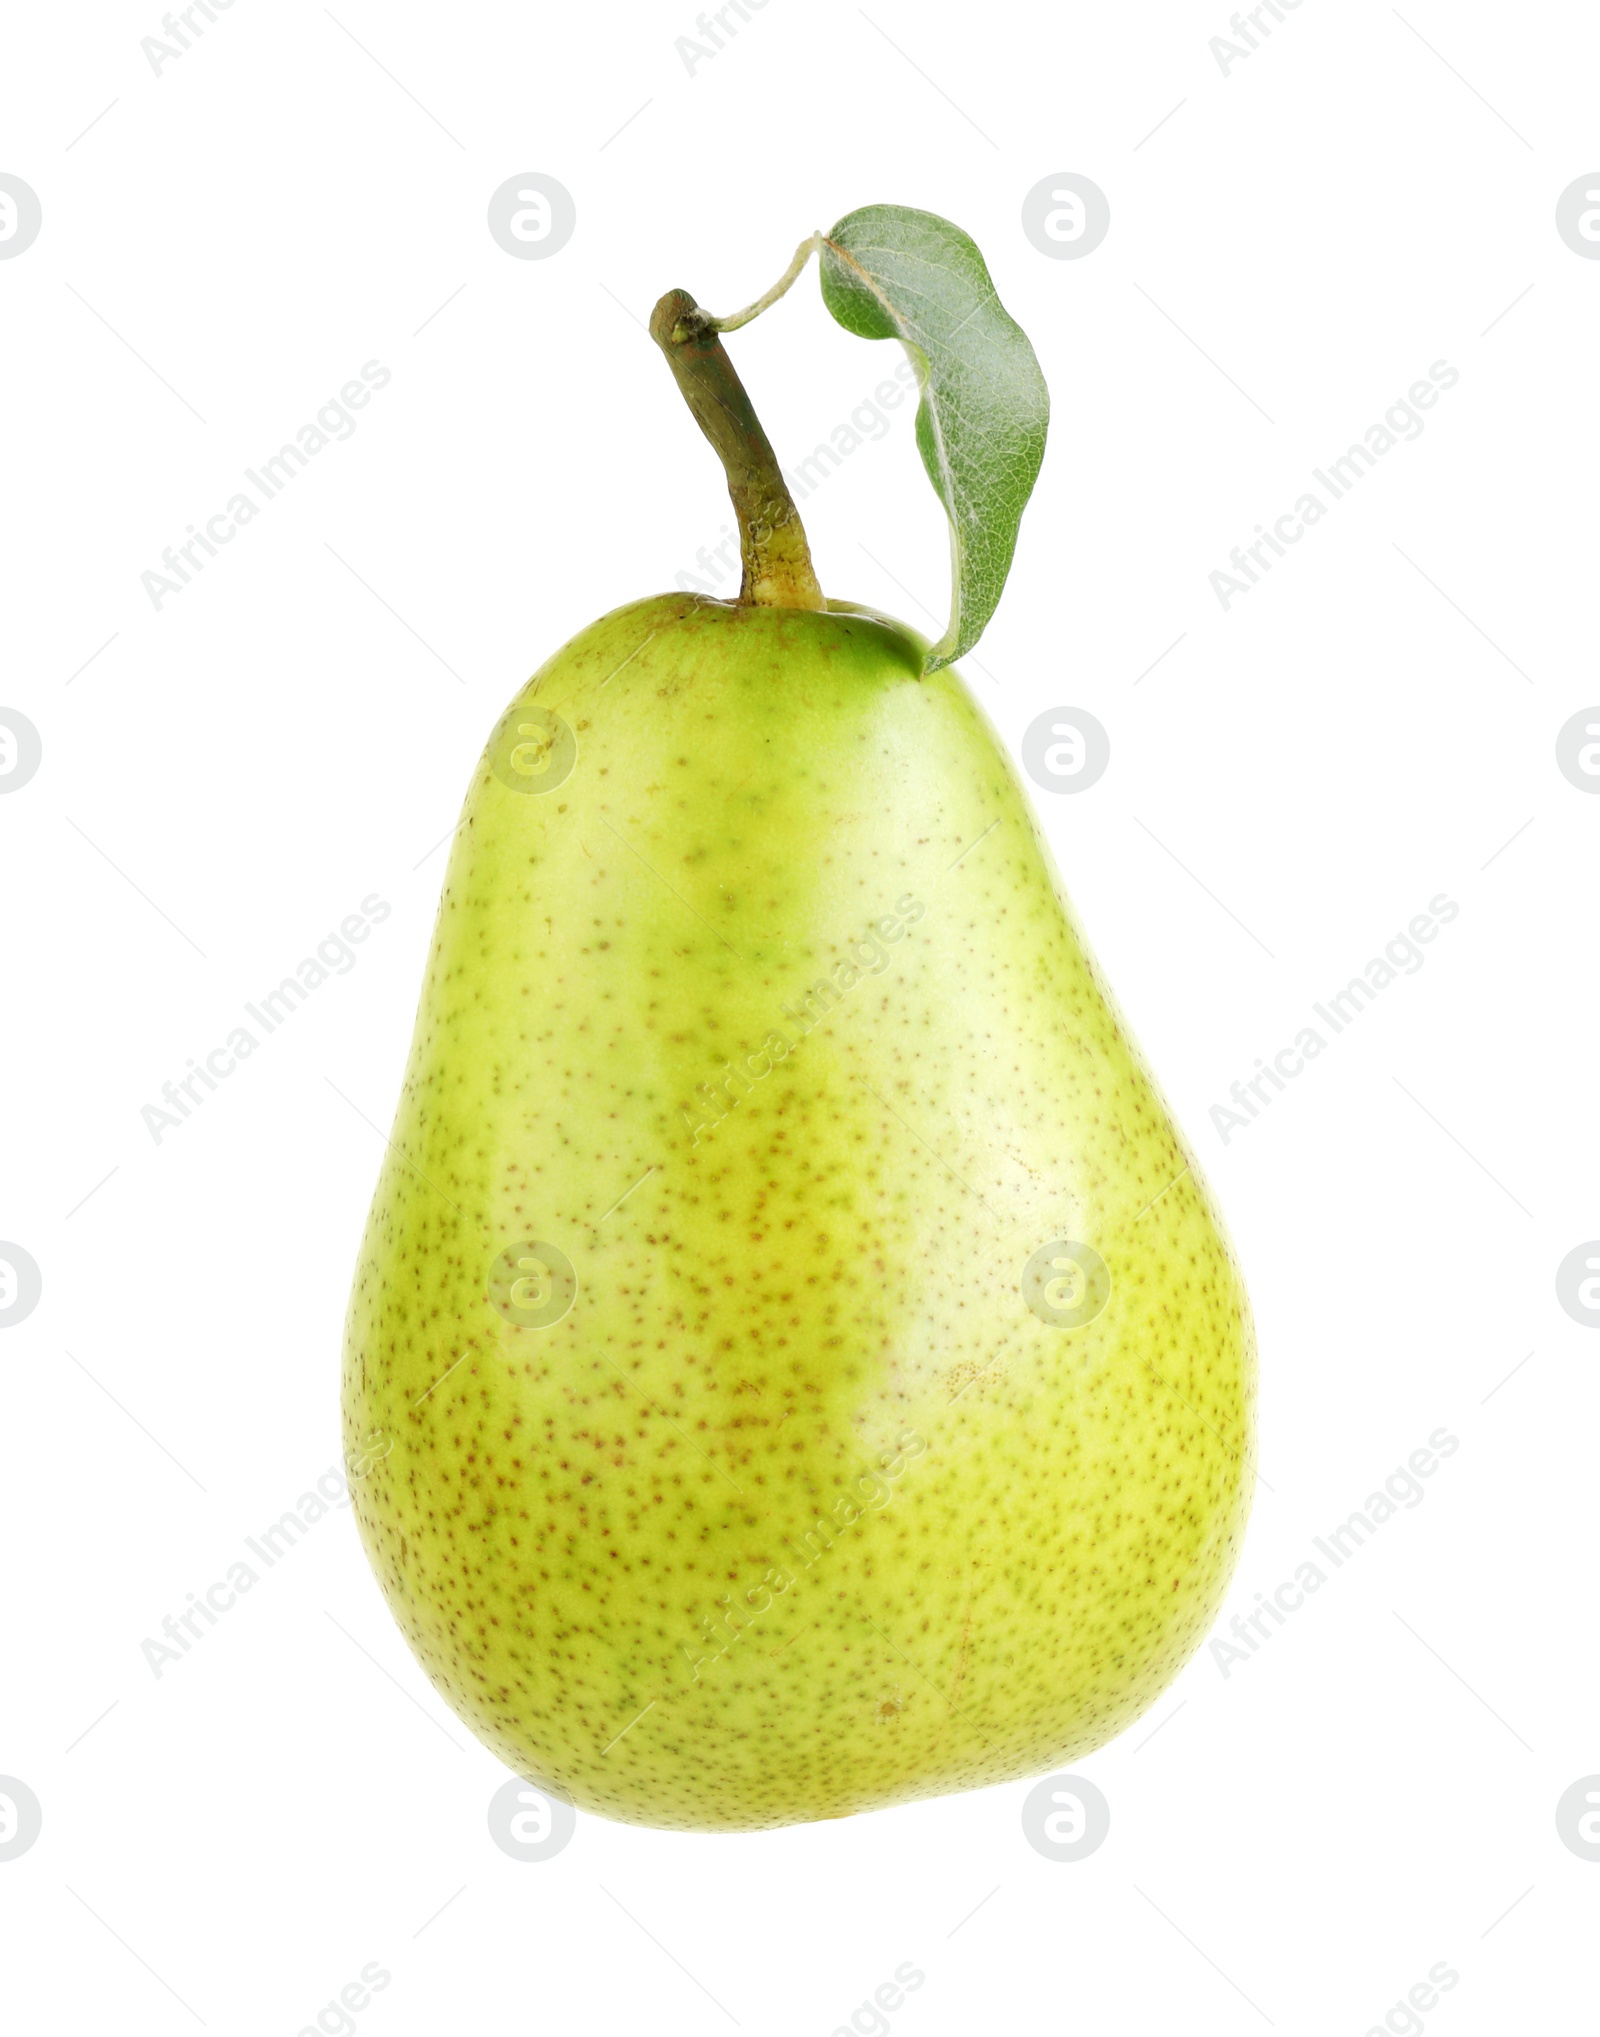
[342, 271, 1254, 1831]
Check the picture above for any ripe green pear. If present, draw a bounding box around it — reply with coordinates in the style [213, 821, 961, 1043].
[342, 590, 1255, 1830]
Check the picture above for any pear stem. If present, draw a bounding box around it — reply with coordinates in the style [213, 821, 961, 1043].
[690, 233, 820, 336]
[649, 287, 824, 612]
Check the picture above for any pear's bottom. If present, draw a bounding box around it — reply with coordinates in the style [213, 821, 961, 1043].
[349, 1471, 1250, 1833]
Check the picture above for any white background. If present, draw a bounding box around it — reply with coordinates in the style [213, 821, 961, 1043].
[3, 0, 1596, 2030]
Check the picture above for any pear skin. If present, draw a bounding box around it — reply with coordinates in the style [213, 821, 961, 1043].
[342, 590, 1255, 1830]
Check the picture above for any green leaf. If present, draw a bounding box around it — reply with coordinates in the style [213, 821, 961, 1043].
[819, 204, 1049, 672]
